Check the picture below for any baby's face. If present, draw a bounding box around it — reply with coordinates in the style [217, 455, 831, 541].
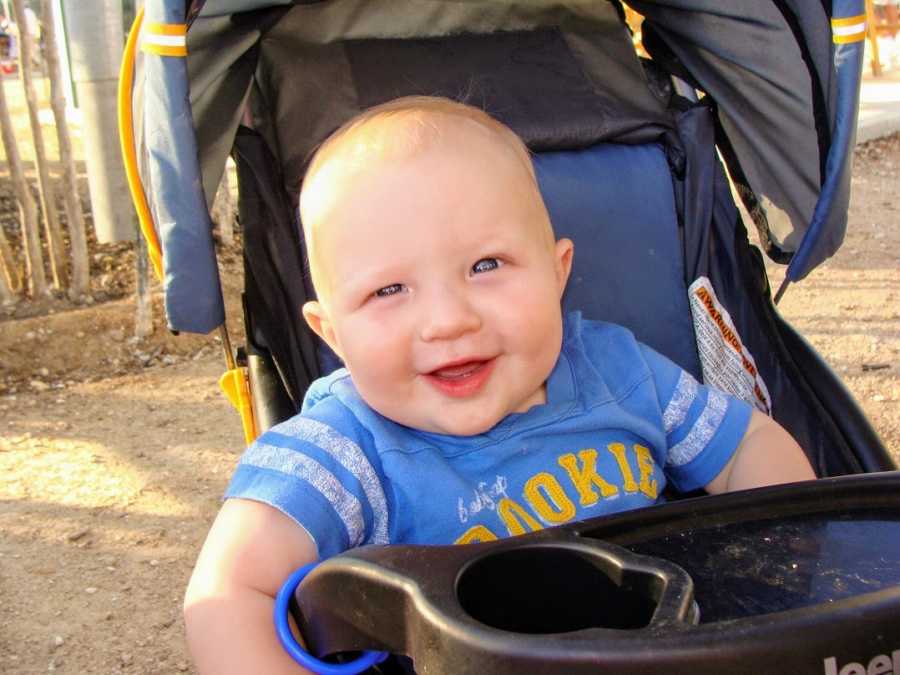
[303, 128, 572, 436]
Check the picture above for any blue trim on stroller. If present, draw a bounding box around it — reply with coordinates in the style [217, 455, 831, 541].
[143, 0, 225, 333]
[536, 143, 703, 380]
[784, 0, 865, 284]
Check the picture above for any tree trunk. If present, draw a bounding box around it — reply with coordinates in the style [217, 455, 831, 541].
[212, 166, 235, 246]
[41, 0, 90, 300]
[0, 266, 12, 305]
[13, 0, 66, 291]
[0, 73, 48, 297]
[0, 222, 20, 303]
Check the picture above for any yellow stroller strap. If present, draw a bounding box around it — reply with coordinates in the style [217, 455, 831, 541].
[118, 5, 164, 281]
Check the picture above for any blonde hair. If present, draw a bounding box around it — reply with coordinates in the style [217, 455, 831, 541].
[300, 96, 543, 299]
[304, 96, 535, 188]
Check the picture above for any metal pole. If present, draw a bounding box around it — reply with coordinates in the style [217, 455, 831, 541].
[60, 0, 133, 242]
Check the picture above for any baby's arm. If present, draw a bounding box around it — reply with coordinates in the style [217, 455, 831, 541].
[705, 410, 816, 494]
[184, 498, 317, 674]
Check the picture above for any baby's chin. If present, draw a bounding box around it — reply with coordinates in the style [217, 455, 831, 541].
[370, 388, 548, 437]
[430, 417, 502, 438]
[378, 407, 505, 438]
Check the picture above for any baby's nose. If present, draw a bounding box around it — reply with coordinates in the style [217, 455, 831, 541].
[419, 290, 482, 342]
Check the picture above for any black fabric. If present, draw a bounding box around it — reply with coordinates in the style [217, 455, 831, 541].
[344, 30, 663, 153]
[233, 126, 321, 410]
[712, 109, 793, 265]
[772, 0, 832, 181]
[772, 319, 894, 474]
[674, 103, 875, 476]
[188, 9, 289, 207]
[630, 0, 824, 259]
[258, 24, 674, 205]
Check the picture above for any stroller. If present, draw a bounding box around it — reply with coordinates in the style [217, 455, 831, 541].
[121, 1, 900, 673]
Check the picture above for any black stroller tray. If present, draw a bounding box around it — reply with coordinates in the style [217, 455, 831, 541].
[292, 472, 900, 674]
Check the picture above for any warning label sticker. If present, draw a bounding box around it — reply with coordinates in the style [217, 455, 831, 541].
[688, 277, 772, 415]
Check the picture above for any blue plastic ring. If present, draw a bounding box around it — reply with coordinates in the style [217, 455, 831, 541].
[274, 562, 390, 674]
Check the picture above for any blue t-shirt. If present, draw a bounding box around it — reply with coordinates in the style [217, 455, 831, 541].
[225, 313, 752, 558]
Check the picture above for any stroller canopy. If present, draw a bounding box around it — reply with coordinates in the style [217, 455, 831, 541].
[130, 0, 867, 334]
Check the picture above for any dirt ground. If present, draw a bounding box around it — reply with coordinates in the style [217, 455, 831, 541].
[0, 133, 898, 674]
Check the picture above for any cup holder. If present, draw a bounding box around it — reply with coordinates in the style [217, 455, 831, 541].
[456, 545, 664, 634]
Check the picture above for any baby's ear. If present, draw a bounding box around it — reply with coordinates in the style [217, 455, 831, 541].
[554, 238, 574, 297]
[302, 301, 343, 358]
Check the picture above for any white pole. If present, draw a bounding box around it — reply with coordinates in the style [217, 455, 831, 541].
[50, 0, 75, 111]
[60, 0, 133, 243]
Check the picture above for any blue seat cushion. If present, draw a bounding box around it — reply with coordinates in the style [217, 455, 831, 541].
[534, 143, 702, 379]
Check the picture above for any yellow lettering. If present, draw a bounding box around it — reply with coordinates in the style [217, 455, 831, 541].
[455, 525, 499, 545]
[558, 449, 619, 505]
[606, 443, 639, 493]
[634, 444, 658, 499]
[524, 472, 576, 524]
[498, 497, 543, 536]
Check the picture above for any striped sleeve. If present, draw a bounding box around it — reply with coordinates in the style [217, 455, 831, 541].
[642, 346, 753, 493]
[224, 413, 390, 559]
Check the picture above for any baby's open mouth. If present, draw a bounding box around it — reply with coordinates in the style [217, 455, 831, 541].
[431, 361, 486, 378]
[425, 358, 496, 397]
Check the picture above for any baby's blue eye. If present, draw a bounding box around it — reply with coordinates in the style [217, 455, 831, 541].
[374, 283, 404, 298]
[472, 258, 501, 274]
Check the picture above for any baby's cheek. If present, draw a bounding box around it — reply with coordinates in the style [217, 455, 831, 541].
[353, 343, 411, 390]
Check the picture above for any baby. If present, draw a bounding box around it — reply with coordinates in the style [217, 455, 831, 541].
[184, 96, 815, 673]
